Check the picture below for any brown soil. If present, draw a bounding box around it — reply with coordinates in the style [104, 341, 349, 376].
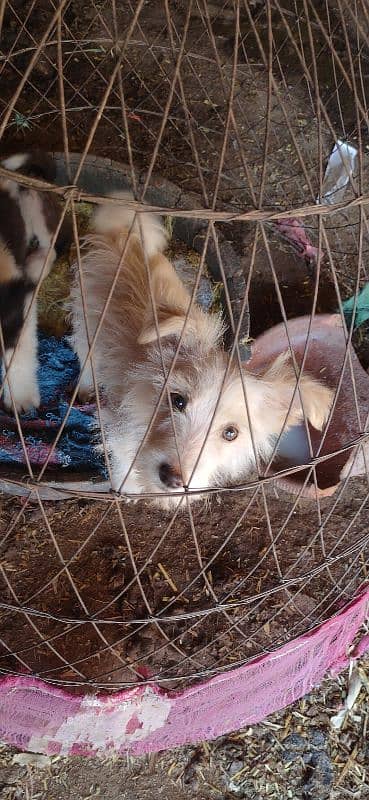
[0, 479, 367, 691]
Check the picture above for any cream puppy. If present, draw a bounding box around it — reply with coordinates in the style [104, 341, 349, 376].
[70, 193, 333, 506]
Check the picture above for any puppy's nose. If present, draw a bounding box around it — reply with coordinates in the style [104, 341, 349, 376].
[159, 462, 183, 489]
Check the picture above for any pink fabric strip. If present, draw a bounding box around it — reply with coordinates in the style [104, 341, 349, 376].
[0, 586, 368, 756]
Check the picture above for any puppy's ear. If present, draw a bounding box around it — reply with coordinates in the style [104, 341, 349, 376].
[296, 375, 333, 430]
[138, 253, 194, 345]
[263, 353, 333, 432]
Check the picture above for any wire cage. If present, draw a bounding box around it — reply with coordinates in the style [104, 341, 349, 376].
[0, 0, 369, 755]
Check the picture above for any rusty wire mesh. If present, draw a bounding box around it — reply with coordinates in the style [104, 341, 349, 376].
[0, 0, 368, 692]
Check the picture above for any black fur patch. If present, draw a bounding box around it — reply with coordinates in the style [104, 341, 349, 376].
[0, 189, 26, 267]
[15, 150, 56, 184]
[0, 280, 33, 349]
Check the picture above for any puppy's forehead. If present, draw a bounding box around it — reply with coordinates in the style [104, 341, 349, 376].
[214, 375, 250, 418]
[171, 364, 248, 420]
[169, 350, 231, 391]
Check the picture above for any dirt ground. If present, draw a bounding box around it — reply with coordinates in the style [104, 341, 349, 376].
[0, 477, 368, 690]
[0, 656, 369, 799]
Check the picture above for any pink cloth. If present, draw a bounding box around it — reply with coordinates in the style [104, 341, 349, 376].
[273, 218, 319, 263]
[0, 585, 368, 755]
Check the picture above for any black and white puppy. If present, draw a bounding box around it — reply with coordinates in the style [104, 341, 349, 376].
[0, 151, 70, 413]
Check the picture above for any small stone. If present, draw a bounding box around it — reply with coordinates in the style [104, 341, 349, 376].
[282, 749, 303, 764]
[228, 777, 259, 797]
[311, 752, 333, 786]
[12, 753, 51, 769]
[228, 759, 244, 776]
[305, 706, 319, 717]
[303, 752, 333, 798]
[282, 733, 307, 752]
[309, 728, 326, 748]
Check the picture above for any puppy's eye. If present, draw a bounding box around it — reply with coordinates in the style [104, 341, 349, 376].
[170, 393, 187, 412]
[222, 425, 239, 442]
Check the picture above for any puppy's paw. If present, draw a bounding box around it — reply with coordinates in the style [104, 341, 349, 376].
[75, 363, 95, 404]
[3, 382, 40, 414]
[122, 495, 139, 505]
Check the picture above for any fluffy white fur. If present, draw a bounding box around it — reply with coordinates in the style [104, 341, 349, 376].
[70, 192, 334, 507]
[2, 296, 40, 412]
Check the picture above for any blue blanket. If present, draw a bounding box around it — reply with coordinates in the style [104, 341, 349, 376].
[0, 335, 106, 475]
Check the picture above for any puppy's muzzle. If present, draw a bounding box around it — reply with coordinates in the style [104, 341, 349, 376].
[159, 462, 183, 490]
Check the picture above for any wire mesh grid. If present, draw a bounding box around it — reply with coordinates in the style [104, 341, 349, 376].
[0, 0, 368, 693]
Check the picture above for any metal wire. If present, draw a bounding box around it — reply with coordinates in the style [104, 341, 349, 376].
[0, 0, 368, 692]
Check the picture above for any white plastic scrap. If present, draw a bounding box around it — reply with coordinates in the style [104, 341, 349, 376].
[319, 139, 358, 205]
[12, 752, 52, 769]
[331, 665, 363, 731]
